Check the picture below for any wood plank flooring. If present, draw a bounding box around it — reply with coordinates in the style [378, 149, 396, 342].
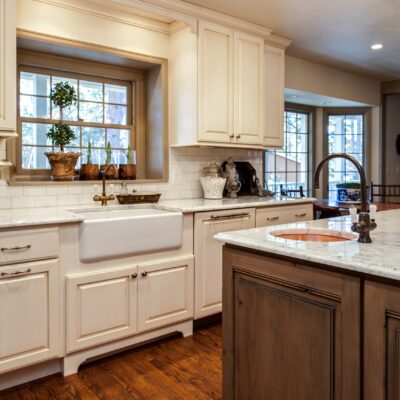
[0, 322, 222, 400]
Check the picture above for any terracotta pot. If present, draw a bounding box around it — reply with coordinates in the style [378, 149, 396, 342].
[119, 164, 137, 180]
[80, 164, 100, 180]
[45, 151, 80, 181]
[99, 164, 118, 180]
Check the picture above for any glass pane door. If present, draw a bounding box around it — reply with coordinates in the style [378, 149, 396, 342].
[327, 114, 364, 200]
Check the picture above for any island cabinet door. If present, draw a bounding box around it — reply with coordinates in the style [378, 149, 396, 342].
[222, 247, 361, 400]
[364, 280, 400, 400]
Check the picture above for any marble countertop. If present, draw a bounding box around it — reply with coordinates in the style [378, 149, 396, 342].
[215, 209, 400, 281]
[0, 196, 315, 229]
[155, 196, 315, 213]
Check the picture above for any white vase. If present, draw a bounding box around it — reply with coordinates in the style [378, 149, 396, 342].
[200, 176, 226, 199]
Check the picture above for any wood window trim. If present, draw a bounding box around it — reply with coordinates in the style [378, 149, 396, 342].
[13, 52, 142, 179]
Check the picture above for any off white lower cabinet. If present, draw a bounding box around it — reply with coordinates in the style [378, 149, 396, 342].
[67, 256, 194, 352]
[0, 259, 60, 373]
[66, 266, 138, 352]
[138, 256, 194, 333]
[255, 203, 313, 227]
[194, 208, 256, 319]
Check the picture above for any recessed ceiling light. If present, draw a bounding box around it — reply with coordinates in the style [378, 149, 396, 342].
[371, 43, 383, 50]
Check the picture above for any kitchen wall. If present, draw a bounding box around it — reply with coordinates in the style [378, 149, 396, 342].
[0, 148, 263, 209]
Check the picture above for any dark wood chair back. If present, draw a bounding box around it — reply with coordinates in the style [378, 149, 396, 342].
[370, 182, 400, 203]
[280, 185, 305, 198]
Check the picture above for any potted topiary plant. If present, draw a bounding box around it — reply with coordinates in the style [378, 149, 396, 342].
[79, 141, 99, 180]
[45, 82, 80, 181]
[118, 145, 136, 180]
[99, 141, 118, 179]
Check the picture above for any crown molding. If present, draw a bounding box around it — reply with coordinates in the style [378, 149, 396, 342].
[265, 34, 292, 49]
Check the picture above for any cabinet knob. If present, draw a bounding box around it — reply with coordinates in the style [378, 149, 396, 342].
[229, 133, 234, 138]
[141, 271, 148, 277]
[131, 273, 137, 279]
[236, 134, 241, 139]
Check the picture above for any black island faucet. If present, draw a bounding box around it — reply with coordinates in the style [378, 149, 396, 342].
[314, 153, 377, 243]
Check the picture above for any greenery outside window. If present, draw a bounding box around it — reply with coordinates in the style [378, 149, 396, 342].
[265, 107, 312, 195]
[18, 67, 134, 175]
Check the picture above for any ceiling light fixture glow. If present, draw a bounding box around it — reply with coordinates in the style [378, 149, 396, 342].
[371, 43, 383, 50]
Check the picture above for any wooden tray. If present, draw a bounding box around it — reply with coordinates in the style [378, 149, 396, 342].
[116, 192, 161, 204]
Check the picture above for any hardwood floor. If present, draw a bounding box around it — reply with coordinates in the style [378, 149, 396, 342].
[0, 322, 222, 400]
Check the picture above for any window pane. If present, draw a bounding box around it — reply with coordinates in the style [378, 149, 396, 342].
[105, 104, 127, 125]
[52, 103, 78, 121]
[81, 147, 103, 166]
[22, 146, 52, 169]
[22, 122, 52, 146]
[79, 101, 103, 123]
[79, 80, 103, 102]
[52, 76, 78, 91]
[107, 129, 130, 148]
[20, 72, 50, 96]
[20, 95, 50, 118]
[328, 114, 364, 200]
[105, 84, 127, 105]
[82, 127, 106, 148]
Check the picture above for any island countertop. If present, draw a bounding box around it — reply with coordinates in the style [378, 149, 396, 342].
[215, 209, 400, 281]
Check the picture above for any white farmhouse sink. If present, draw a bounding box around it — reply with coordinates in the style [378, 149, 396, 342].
[78, 208, 183, 262]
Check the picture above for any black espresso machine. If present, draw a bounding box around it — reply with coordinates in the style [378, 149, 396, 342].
[220, 161, 273, 197]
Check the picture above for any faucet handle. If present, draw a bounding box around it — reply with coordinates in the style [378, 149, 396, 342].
[370, 204, 377, 220]
[349, 207, 358, 223]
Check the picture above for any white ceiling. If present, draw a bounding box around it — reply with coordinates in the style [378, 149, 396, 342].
[285, 88, 368, 107]
[184, 0, 400, 81]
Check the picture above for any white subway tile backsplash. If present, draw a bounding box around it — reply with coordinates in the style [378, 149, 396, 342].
[0, 147, 264, 209]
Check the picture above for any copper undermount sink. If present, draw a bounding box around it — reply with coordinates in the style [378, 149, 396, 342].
[270, 228, 358, 242]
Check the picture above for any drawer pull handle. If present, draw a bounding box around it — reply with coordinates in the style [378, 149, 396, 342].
[229, 133, 234, 138]
[1, 245, 31, 252]
[0, 268, 32, 278]
[236, 134, 241, 139]
[210, 212, 250, 221]
[267, 216, 280, 221]
[141, 271, 148, 277]
[295, 213, 307, 218]
[131, 273, 137, 279]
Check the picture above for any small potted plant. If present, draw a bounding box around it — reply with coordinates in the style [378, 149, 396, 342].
[99, 141, 118, 179]
[45, 82, 80, 181]
[119, 145, 136, 180]
[79, 141, 99, 180]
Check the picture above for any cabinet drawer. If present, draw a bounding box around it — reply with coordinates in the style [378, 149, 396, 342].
[0, 260, 60, 373]
[256, 204, 313, 227]
[0, 227, 59, 265]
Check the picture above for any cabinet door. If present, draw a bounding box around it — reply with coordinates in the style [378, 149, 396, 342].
[233, 31, 264, 145]
[255, 204, 314, 227]
[138, 256, 194, 332]
[0, 0, 16, 132]
[364, 280, 400, 400]
[66, 266, 138, 352]
[194, 208, 255, 319]
[263, 44, 284, 148]
[223, 247, 360, 400]
[0, 260, 59, 373]
[198, 21, 234, 143]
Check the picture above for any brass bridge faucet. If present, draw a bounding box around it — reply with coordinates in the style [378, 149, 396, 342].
[93, 165, 115, 206]
[314, 153, 377, 243]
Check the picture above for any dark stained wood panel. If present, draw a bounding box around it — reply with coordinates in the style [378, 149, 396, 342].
[0, 323, 222, 400]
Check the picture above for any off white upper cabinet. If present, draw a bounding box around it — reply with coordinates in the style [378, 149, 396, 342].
[171, 20, 287, 150]
[0, 0, 16, 135]
[198, 22, 264, 146]
[198, 21, 233, 143]
[263, 44, 285, 148]
[233, 31, 264, 145]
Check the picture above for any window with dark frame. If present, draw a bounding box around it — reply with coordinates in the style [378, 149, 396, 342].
[326, 113, 365, 201]
[18, 67, 135, 174]
[264, 109, 311, 195]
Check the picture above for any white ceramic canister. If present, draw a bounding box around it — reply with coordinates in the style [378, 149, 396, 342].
[200, 161, 226, 199]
